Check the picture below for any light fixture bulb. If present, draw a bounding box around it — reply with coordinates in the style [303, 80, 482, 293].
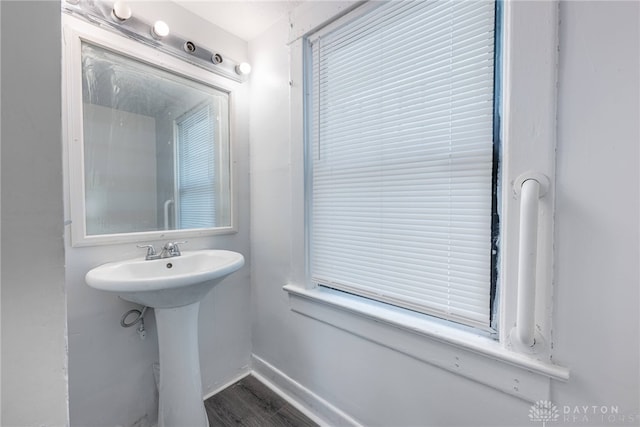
[152, 21, 170, 39]
[235, 62, 252, 76]
[111, 1, 132, 21]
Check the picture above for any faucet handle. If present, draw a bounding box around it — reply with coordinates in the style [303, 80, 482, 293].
[137, 244, 158, 260]
[171, 241, 187, 256]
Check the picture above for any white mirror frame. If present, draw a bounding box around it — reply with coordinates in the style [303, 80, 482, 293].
[62, 14, 239, 247]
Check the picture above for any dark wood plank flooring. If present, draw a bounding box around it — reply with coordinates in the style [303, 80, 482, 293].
[205, 375, 318, 427]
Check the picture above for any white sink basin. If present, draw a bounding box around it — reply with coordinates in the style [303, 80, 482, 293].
[85, 249, 244, 308]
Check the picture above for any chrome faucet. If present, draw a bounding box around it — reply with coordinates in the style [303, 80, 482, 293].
[137, 241, 186, 260]
[159, 241, 186, 258]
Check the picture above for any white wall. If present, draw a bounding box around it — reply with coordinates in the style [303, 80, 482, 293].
[1, 2, 69, 426]
[64, 3, 253, 427]
[552, 0, 639, 419]
[249, 1, 639, 426]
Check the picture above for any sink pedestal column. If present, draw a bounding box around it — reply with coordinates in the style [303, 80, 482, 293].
[155, 302, 208, 427]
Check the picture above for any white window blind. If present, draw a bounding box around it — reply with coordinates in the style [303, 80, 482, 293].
[176, 104, 217, 229]
[308, 0, 496, 329]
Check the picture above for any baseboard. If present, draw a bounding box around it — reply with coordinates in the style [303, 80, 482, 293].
[251, 354, 361, 427]
[202, 368, 251, 401]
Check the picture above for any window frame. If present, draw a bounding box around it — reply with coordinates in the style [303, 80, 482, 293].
[284, 0, 569, 403]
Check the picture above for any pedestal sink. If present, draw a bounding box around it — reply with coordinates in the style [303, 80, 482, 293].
[85, 249, 245, 427]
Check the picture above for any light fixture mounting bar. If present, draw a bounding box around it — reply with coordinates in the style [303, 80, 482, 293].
[62, 0, 248, 83]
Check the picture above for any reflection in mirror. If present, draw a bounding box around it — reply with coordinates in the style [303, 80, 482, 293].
[81, 42, 231, 236]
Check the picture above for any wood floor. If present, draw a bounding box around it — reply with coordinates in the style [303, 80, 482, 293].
[204, 375, 318, 427]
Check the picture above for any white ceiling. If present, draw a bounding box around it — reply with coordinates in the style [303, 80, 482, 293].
[171, 1, 304, 41]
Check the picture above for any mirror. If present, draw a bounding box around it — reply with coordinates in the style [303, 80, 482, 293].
[67, 32, 235, 245]
[82, 42, 231, 235]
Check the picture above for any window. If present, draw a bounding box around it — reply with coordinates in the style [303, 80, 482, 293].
[307, 1, 498, 330]
[287, 0, 567, 399]
[176, 103, 218, 229]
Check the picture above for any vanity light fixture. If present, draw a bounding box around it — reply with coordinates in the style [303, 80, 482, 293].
[111, 1, 132, 22]
[62, 0, 249, 83]
[152, 20, 170, 39]
[235, 62, 252, 76]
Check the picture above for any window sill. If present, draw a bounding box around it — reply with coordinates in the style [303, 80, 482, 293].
[283, 284, 569, 403]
